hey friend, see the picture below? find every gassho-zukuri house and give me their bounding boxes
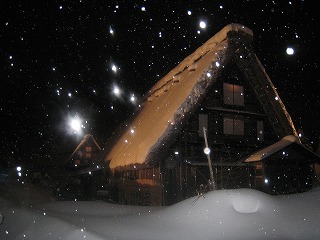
[101,23,320,206]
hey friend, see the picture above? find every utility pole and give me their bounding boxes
[203,127,216,190]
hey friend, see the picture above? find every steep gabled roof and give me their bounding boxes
[67,134,101,162]
[244,135,320,163]
[105,23,297,170]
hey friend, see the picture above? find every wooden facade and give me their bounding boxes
[67,134,102,169]
[103,24,318,205]
[65,134,105,200]
[244,135,319,195]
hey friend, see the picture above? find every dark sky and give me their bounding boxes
[1,0,319,165]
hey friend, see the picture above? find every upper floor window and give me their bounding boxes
[86,146,92,152]
[223,83,244,106]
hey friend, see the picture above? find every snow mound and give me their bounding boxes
[232,191,260,213]
[1,185,320,240]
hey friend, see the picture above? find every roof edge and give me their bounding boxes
[146,23,253,99]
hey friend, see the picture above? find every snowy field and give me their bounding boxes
[1,181,320,240]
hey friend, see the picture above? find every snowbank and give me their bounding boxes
[0,182,319,239]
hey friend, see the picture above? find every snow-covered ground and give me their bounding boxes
[1,180,320,240]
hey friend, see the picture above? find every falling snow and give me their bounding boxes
[0,0,319,186]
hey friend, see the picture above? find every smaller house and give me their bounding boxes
[65,134,104,200]
[244,135,320,194]
[67,134,102,169]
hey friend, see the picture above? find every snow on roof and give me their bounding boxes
[106,24,252,169]
[244,135,317,163]
[105,23,295,170]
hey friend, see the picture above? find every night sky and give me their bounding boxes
[1,0,319,166]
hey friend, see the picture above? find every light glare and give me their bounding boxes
[113,86,120,96]
[199,21,206,29]
[204,147,211,155]
[286,47,294,55]
[70,118,81,132]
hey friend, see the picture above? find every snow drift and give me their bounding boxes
[1,181,320,239]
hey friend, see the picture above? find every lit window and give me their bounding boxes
[86,153,91,158]
[223,117,244,135]
[223,83,244,106]
[86,146,92,152]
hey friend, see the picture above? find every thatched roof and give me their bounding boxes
[105,23,297,170]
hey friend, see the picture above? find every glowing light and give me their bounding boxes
[215,62,220,67]
[70,118,82,133]
[16,166,22,172]
[174,151,179,155]
[204,147,211,155]
[109,27,114,35]
[286,47,294,55]
[113,86,120,96]
[59,6,63,10]
[199,21,206,29]
[275,96,279,101]
[264,179,269,184]
[130,94,136,102]
[187,10,192,15]
[141,6,146,11]
[206,72,211,77]
[130,129,135,134]
[111,64,117,73]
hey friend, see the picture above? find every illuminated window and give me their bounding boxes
[223,83,244,106]
[86,146,92,152]
[86,153,91,158]
[223,117,244,135]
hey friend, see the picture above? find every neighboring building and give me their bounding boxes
[244,135,319,194]
[67,134,102,169]
[103,24,318,205]
[65,134,104,200]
